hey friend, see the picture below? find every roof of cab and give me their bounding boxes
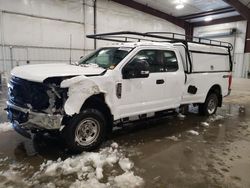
[108,41,174,48]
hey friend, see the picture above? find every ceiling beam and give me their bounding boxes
[222,0,250,20]
[178,7,235,20]
[111,0,188,29]
[193,15,245,27]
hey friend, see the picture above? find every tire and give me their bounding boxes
[199,93,219,116]
[62,108,107,153]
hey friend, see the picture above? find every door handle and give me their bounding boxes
[156,79,165,84]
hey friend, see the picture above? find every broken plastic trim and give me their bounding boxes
[7,101,62,130]
[60,75,110,116]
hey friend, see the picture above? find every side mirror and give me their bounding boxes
[122,58,150,79]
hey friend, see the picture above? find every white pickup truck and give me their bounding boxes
[6,32,233,152]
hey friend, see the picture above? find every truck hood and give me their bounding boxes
[11,63,105,82]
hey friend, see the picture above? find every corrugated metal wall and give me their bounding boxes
[0,0,184,82]
[0,0,87,80]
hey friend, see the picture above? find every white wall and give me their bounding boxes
[194,21,248,78]
[96,0,184,47]
[0,0,86,79]
[0,0,184,80]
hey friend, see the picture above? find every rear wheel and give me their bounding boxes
[199,93,219,116]
[62,109,107,153]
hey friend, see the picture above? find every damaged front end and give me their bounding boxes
[6,76,68,138]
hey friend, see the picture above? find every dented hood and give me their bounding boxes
[11,63,105,82]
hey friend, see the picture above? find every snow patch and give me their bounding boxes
[154,139,161,142]
[119,157,134,172]
[0,122,13,132]
[113,171,144,188]
[111,142,119,149]
[209,115,224,122]
[70,178,107,188]
[32,143,144,188]
[201,122,210,128]
[0,157,8,162]
[187,130,199,136]
[177,113,186,119]
[166,136,179,141]
[46,182,56,188]
[0,163,29,187]
[239,106,245,113]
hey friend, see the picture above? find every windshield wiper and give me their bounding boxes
[79,63,108,70]
[83,63,99,67]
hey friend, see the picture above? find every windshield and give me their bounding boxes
[78,47,133,69]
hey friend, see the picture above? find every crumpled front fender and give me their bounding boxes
[61,75,108,116]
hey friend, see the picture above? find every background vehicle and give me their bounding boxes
[6,31,233,152]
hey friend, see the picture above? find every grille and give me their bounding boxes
[8,77,50,110]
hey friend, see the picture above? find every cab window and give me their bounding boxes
[129,50,178,73]
[132,50,164,73]
[163,51,179,72]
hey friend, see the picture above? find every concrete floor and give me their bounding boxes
[0,78,249,188]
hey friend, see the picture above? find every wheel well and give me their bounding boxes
[81,93,113,133]
[207,85,222,107]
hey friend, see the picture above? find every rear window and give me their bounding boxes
[162,51,178,72]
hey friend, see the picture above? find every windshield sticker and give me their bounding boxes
[118,47,132,52]
[109,65,115,69]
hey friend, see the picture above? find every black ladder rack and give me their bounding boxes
[87,31,233,50]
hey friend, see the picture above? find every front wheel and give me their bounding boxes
[199,93,219,116]
[62,109,107,153]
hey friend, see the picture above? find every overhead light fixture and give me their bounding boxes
[175,0,185,9]
[176,4,184,9]
[204,17,213,22]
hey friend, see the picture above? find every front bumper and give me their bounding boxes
[6,101,62,131]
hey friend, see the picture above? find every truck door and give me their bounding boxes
[116,49,185,119]
[160,50,185,108]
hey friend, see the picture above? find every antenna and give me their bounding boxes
[69,34,72,64]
